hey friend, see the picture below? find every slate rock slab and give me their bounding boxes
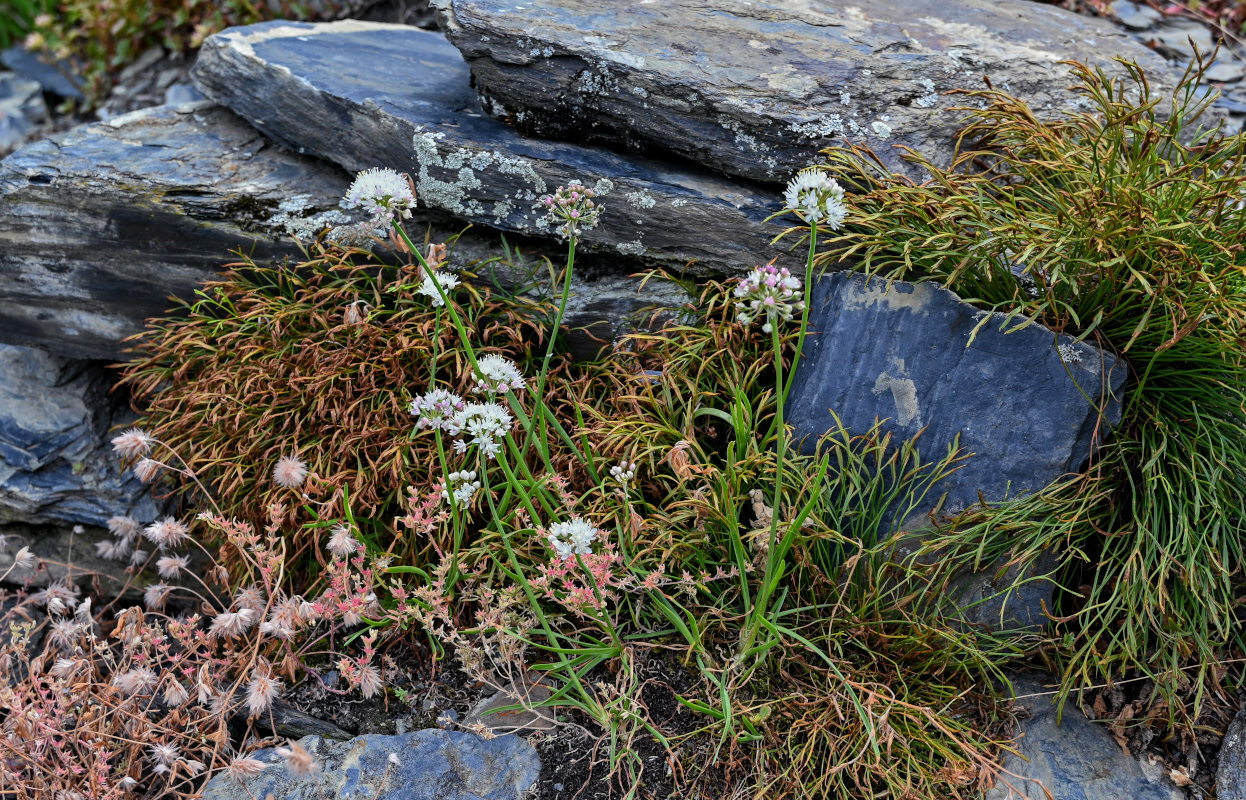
[0,343,159,527]
[1217,706,1246,800]
[788,272,1126,520]
[434,0,1174,183]
[0,102,353,361]
[785,273,1126,628]
[191,20,790,271]
[986,676,1184,799]
[1,45,83,101]
[199,729,540,800]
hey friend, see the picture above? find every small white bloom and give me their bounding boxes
[474,354,527,395]
[441,470,481,505]
[547,518,602,560]
[609,461,636,484]
[344,167,416,224]
[783,168,847,229]
[449,402,513,460]
[417,270,460,306]
[410,388,466,431]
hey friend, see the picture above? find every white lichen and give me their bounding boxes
[870,120,892,139]
[1057,343,1084,364]
[913,78,940,108]
[624,190,656,209]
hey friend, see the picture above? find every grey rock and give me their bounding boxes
[986,676,1184,799]
[1152,19,1217,60]
[1,45,83,100]
[199,729,540,800]
[434,0,1175,184]
[1206,59,1246,83]
[464,674,555,734]
[788,272,1126,520]
[163,81,204,106]
[0,343,159,527]
[1109,0,1163,30]
[0,102,354,361]
[190,20,791,272]
[0,72,47,155]
[1218,706,1246,800]
[785,273,1127,628]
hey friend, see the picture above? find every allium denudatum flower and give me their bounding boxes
[547,517,602,560]
[417,269,460,306]
[734,261,805,333]
[448,402,513,459]
[344,167,416,224]
[539,180,602,239]
[409,388,466,431]
[441,470,481,505]
[474,354,527,395]
[783,167,847,228]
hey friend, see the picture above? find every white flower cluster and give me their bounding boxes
[734,262,805,333]
[417,270,460,306]
[441,470,481,505]
[411,388,513,459]
[449,402,513,459]
[538,180,602,239]
[783,168,847,229]
[547,517,601,560]
[609,461,636,484]
[344,167,416,224]
[409,388,466,431]
[474,354,527,395]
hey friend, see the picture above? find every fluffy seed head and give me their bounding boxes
[143,583,172,611]
[111,428,154,459]
[327,524,361,559]
[156,554,189,579]
[210,608,257,639]
[272,455,308,489]
[276,742,318,778]
[226,758,268,782]
[143,517,190,551]
[246,673,283,717]
[133,458,161,483]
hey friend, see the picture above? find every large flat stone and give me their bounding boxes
[986,676,1184,800]
[0,102,353,361]
[199,729,540,800]
[786,273,1127,629]
[190,20,790,271]
[788,272,1126,520]
[434,0,1175,183]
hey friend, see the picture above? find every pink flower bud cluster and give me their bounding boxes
[733,261,805,334]
[538,180,602,239]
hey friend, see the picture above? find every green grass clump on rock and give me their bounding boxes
[824,58,1246,719]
